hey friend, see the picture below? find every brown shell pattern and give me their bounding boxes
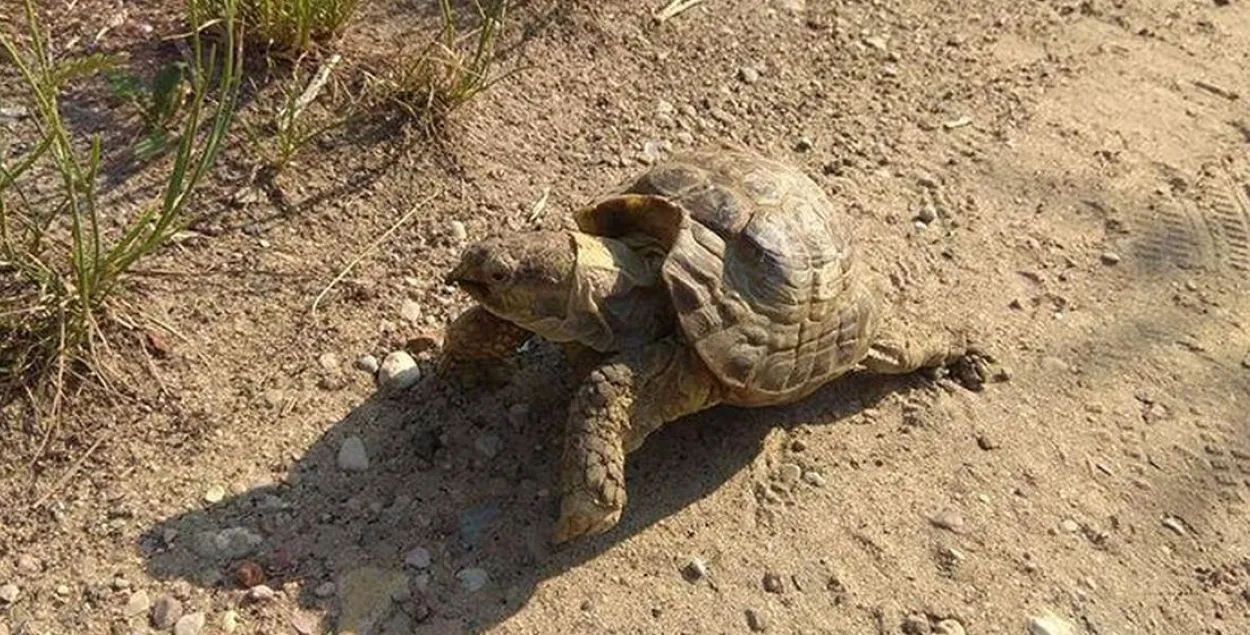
[579,146,881,406]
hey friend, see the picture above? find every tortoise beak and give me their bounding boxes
[444,262,468,286]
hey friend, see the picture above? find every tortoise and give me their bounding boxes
[437,142,990,544]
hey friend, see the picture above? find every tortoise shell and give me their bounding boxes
[574,144,881,407]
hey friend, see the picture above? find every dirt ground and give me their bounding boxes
[2,0,1250,633]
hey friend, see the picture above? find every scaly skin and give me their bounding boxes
[863,322,994,390]
[553,337,722,544]
[437,306,532,388]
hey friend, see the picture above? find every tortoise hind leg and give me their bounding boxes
[862,320,996,391]
[553,337,722,544]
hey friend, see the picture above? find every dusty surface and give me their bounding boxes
[2,0,1250,634]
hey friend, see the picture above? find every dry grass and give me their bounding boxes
[188,0,362,54]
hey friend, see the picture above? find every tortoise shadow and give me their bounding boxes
[136,343,941,632]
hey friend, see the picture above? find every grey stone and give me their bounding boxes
[338,436,369,472]
[378,351,421,392]
[173,611,206,635]
[124,590,151,617]
[151,594,183,629]
[456,568,489,592]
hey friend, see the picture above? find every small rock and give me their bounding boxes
[738,67,761,84]
[930,509,966,533]
[456,568,489,592]
[221,610,239,633]
[338,436,369,472]
[391,583,412,603]
[124,590,151,617]
[864,35,889,51]
[802,470,826,487]
[292,612,318,635]
[378,350,421,392]
[976,432,999,450]
[1099,251,1121,265]
[203,485,225,504]
[682,557,708,581]
[1059,518,1080,533]
[151,594,183,629]
[15,555,41,574]
[448,220,468,243]
[1241,356,1250,370]
[762,571,785,594]
[746,608,770,632]
[777,463,802,483]
[318,351,340,373]
[400,299,423,324]
[1162,516,1187,535]
[246,584,276,602]
[314,581,337,598]
[404,547,432,569]
[1027,613,1076,635]
[474,433,502,459]
[901,613,932,634]
[789,438,807,452]
[174,611,206,635]
[916,202,937,224]
[356,354,380,374]
[933,619,967,635]
[793,136,814,152]
[0,583,18,604]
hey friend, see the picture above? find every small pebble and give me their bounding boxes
[738,67,761,84]
[404,547,432,569]
[1162,516,1186,536]
[173,611,206,635]
[314,581,337,598]
[400,299,423,324]
[356,354,380,374]
[789,438,807,452]
[474,434,502,459]
[1059,518,1081,533]
[930,509,966,533]
[1028,614,1076,635]
[793,136,814,152]
[15,555,41,574]
[0,583,18,604]
[337,436,369,472]
[124,590,151,617]
[777,463,802,483]
[933,619,967,635]
[746,608,770,632]
[802,470,826,487]
[916,202,938,224]
[901,613,932,634]
[221,610,239,633]
[762,571,785,594]
[456,568,489,592]
[378,350,421,392]
[151,594,184,629]
[247,584,276,602]
[1099,251,1121,265]
[682,557,708,581]
[448,220,468,243]
[292,612,318,635]
[204,485,225,504]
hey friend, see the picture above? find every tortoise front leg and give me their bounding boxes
[436,305,532,388]
[553,337,722,544]
[862,323,995,391]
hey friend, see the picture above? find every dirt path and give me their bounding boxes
[3,1,1249,634]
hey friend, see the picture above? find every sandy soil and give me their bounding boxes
[2,0,1250,634]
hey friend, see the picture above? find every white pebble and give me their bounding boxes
[802,470,826,487]
[404,547,432,569]
[456,568,489,592]
[221,610,239,633]
[378,350,421,392]
[124,590,151,617]
[314,581,336,597]
[203,485,225,504]
[449,220,468,243]
[355,354,379,374]
[246,585,276,602]
[400,299,422,324]
[777,463,802,483]
[0,583,18,604]
[1027,614,1075,635]
[173,611,206,635]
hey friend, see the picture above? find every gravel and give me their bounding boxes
[456,568,490,592]
[404,547,432,569]
[124,590,151,617]
[378,350,421,392]
[173,611,206,635]
[0,583,18,604]
[1028,614,1075,635]
[151,594,183,629]
[746,608,769,632]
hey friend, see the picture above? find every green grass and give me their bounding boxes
[0,0,243,417]
[365,0,515,124]
[189,0,362,54]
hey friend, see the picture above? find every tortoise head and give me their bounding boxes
[445,230,576,327]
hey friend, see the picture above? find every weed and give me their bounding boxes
[0,0,243,420]
[104,60,194,160]
[365,0,517,125]
[243,52,349,179]
[189,0,362,54]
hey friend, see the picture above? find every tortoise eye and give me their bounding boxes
[490,270,509,283]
